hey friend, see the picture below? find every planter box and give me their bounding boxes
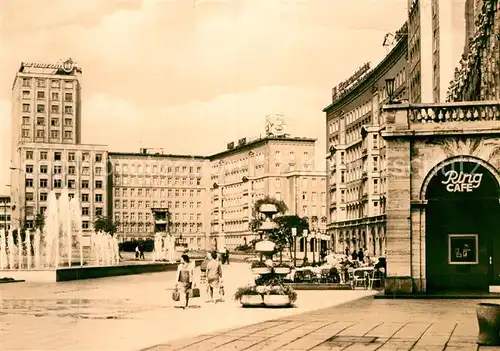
[264,294,291,307]
[477,303,500,346]
[259,204,277,213]
[252,267,272,275]
[240,294,264,307]
[255,240,275,253]
[274,267,291,275]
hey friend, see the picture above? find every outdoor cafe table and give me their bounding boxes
[288,266,325,281]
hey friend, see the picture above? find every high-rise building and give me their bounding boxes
[323,23,408,257]
[407,0,466,103]
[107,151,211,249]
[209,136,327,251]
[9,59,108,230]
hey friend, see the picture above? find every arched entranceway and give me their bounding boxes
[425,159,500,292]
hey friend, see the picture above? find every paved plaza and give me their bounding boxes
[0,263,374,351]
[145,297,500,351]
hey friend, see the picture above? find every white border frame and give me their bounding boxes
[448,234,479,265]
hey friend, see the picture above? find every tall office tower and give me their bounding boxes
[10,59,85,229]
[407,0,466,103]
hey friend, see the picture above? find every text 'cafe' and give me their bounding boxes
[380,104,500,295]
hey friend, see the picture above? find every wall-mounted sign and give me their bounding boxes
[441,170,483,193]
[332,62,371,100]
[448,234,478,265]
[265,114,286,137]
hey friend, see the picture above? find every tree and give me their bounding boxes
[94,215,118,236]
[272,215,309,262]
[34,213,45,231]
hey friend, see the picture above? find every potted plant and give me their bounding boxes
[234,286,263,307]
[476,302,500,345]
[263,285,297,307]
[251,261,272,275]
[274,263,292,275]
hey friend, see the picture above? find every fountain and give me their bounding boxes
[0,188,120,282]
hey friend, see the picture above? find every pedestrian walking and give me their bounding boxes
[200,252,211,302]
[135,245,140,259]
[224,247,230,265]
[139,244,145,259]
[206,251,222,303]
[175,254,194,309]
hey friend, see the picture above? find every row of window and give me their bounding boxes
[115,164,202,175]
[25,164,104,175]
[115,200,202,209]
[115,187,202,198]
[21,78,75,89]
[26,192,103,203]
[22,103,73,114]
[115,175,202,186]
[26,178,103,189]
[22,90,73,102]
[25,150,103,162]
[21,129,73,139]
[23,116,73,127]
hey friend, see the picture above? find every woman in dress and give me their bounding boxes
[175,254,193,309]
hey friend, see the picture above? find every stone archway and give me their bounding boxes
[423,158,500,292]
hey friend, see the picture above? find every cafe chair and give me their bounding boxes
[350,268,367,289]
[368,268,385,290]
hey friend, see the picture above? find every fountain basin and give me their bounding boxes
[0,259,202,282]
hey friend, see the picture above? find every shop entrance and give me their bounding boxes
[425,160,500,292]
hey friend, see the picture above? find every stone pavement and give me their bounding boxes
[0,263,373,351]
[144,296,500,351]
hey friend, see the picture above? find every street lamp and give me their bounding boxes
[9,167,27,229]
[303,229,308,266]
[385,78,396,104]
[311,230,316,265]
[291,227,297,267]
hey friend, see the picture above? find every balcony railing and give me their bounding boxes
[388,101,500,124]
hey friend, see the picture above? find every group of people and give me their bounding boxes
[135,245,145,259]
[174,251,225,309]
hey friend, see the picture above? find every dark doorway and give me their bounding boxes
[425,161,500,292]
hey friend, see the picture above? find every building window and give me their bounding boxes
[95,207,103,216]
[64,106,73,114]
[51,80,60,88]
[51,119,59,126]
[53,166,62,174]
[65,81,73,89]
[95,194,103,202]
[95,167,102,175]
[64,93,73,102]
[64,118,72,126]
[37,104,45,113]
[341,171,345,183]
[81,180,89,188]
[51,105,59,113]
[26,151,33,159]
[37,117,45,126]
[95,180,102,188]
[25,165,33,173]
[40,192,48,201]
[39,165,48,174]
[22,78,31,87]
[22,116,30,125]
[341,190,345,202]
[51,130,59,139]
[67,180,75,189]
[39,179,48,188]
[51,92,59,100]
[39,151,47,160]
[25,192,34,201]
[302,192,307,200]
[95,154,102,162]
[81,194,89,202]
[53,179,62,188]
[64,131,72,139]
[25,179,33,187]
[21,129,30,138]
[36,130,45,138]
[54,152,62,161]
[36,79,46,88]
[37,91,45,100]
[82,207,89,216]
[82,221,89,229]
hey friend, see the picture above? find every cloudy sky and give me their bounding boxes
[0,0,409,194]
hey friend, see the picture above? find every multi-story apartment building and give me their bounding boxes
[0,195,11,231]
[208,136,327,251]
[107,150,211,249]
[11,143,108,230]
[323,23,408,257]
[407,0,467,103]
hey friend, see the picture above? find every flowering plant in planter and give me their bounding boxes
[234,285,260,300]
[251,261,268,269]
[265,285,297,302]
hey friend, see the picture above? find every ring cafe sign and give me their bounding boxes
[441,170,483,193]
[331,62,371,100]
